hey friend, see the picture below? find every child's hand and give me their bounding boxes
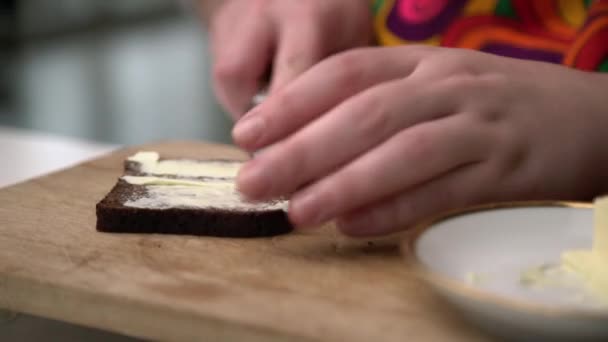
[232,46,608,236]
[210,0,373,119]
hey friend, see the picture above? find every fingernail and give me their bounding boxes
[237,160,270,198]
[291,191,329,226]
[233,114,265,146]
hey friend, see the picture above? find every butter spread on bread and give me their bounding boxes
[96,151,292,237]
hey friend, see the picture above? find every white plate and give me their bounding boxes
[404,202,608,341]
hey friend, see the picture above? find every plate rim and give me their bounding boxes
[401,200,608,320]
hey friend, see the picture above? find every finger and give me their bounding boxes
[236,72,470,201]
[211,10,275,119]
[336,161,491,237]
[269,22,325,94]
[232,46,431,149]
[287,113,491,226]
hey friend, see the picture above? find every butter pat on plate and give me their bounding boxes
[562,196,608,301]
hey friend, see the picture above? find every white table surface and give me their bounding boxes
[0,126,138,341]
[0,126,117,188]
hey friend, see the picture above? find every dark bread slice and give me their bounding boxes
[96,154,293,238]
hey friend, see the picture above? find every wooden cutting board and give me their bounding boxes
[0,141,489,341]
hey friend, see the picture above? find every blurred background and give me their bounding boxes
[0,1,230,340]
[0,0,232,145]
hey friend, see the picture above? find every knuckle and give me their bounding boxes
[334,68,365,93]
[442,50,478,72]
[401,128,436,161]
[272,91,298,117]
[278,33,325,73]
[495,132,528,176]
[464,74,510,122]
[280,139,313,189]
[419,50,478,78]
[331,49,366,78]
[352,99,393,138]
[409,48,440,71]
[212,56,255,82]
[213,60,244,84]
[438,70,480,91]
[325,49,372,92]
[282,53,313,74]
[302,30,326,57]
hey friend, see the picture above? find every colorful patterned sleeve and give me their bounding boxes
[372,0,608,72]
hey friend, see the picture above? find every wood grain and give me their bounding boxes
[0,141,489,341]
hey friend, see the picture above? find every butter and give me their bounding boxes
[127,151,241,179]
[122,175,226,187]
[121,156,287,211]
[562,251,608,300]
[128,151,159,164]
[594,196,608,261]
[123,182,286,211]
[561,196,608,301]
[520,263,564,288]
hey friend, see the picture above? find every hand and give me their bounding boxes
[232,46,608,236]
[209,0,373,119]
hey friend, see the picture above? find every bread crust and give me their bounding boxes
[96,159,293,238]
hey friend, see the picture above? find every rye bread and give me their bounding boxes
[96,153,292,237]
